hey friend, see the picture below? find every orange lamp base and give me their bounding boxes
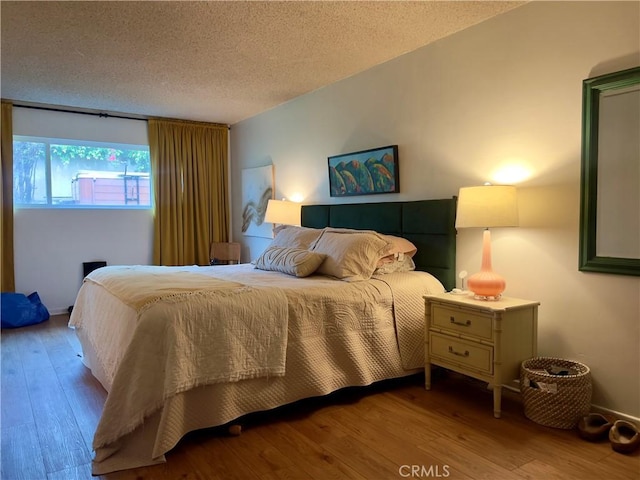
[468,228,507,301]
[467,270,506,300]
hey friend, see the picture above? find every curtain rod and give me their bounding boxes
[9,102,231,129]
[11,102,147,121]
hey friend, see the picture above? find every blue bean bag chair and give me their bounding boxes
[1,292,50,329]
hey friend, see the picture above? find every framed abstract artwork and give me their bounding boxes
[328,145,399,197]
[241,165,273,238]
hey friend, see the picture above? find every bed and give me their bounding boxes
[69,198,457,475]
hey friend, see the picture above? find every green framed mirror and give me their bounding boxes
[579,66,640,276]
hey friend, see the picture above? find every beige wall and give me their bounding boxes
[230,1,640,417]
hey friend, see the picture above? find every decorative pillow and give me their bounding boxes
[310,228,392,282]
[382,234,417,258]
[254,246,326,277]
[269,226,323,250]
[377,235,418,266]
[374,255,416,275]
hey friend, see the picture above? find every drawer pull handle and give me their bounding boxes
[450,316,471,327]
[448,346,470,357]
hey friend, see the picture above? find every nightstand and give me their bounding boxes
[424,293,539,418]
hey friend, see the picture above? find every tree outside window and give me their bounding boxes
[13,137,151,207]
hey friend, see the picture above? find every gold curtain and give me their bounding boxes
[148,118,229,266]
[1,102,15,292]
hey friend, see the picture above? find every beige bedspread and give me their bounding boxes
[76,266,289,451]
[85,265,246,310]
[69,264,445,474]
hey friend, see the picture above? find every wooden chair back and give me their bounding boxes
[209,242,241,265]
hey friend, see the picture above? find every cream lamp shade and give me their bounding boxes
[456,185,519,229]
[264,199,301,227]
[456,185,518,300]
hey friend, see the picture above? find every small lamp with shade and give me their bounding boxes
[455,185,519,300]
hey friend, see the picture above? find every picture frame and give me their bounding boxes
[328,145,399,197]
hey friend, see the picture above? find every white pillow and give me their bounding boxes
[310,228,392,282]
[254,246,326,277]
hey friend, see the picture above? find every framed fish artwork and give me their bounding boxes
[328,145,399,197]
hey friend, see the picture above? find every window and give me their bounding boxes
[13,136,151,208]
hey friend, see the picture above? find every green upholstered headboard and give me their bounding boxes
[301,198,457,291]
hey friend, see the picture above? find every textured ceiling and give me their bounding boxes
[1,1,525,125]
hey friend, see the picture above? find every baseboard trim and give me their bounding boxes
[591,404,640,425]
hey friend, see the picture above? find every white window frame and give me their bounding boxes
[13,135,152,210]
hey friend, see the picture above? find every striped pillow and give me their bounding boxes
[270,226,323,250]
[254,246,326,277]
[310,228,392,282]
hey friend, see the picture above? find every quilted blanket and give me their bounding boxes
[85,265,246,310]
[79,266,289,450]
[70,265,447,474]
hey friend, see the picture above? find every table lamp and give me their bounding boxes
[264,199,301,235]
[455,185,519,300]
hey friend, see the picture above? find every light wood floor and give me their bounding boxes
[1,314,638,480]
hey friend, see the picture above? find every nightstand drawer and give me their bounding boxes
[429,332,493,374]
[432,304,492,340]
